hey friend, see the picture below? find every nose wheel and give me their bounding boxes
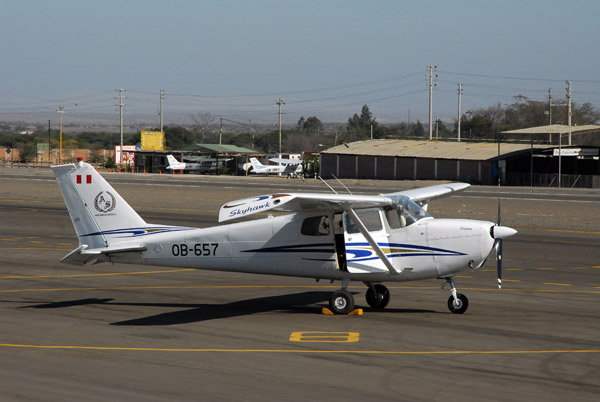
[328,279,355,314]
[329,289,355,314]
[443,277,469,314]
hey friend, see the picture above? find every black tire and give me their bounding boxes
[329,289,355,314]
[365,284,390,309]
[447,293,469,314]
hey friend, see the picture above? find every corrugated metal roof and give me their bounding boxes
[322,139,549,160]
[502,124,600,135]
[179,143,257,154]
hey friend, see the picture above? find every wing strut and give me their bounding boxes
[345,208,400,275]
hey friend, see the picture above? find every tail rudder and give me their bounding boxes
[250,158,263,168]
[166,154,184,170]
[52,160,147,249]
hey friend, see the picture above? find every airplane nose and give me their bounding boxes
[490,225,517,240]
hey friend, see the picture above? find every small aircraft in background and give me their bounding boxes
[166,154,231,173]
[52,159,516,315]
[248,157,302,176]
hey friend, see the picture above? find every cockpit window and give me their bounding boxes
[384,196,431,228]
[301,215,330,236]
[344,208,383,234]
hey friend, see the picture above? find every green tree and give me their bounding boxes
[413,120,425,137]
[302,116,324,136]
[163,126,196,149]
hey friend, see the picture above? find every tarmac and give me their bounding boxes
[1,167,599,401]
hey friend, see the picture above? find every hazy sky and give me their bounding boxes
[2,0,599,125]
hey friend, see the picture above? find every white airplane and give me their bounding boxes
[52,158,516,314]
[166,154,231,172]
[248,157,302,176]
[166,154,201,171]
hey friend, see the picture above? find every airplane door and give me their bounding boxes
[342,208,391,274]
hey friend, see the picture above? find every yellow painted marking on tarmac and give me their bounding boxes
[593,266,600,269]
[0,268,195,280]
[544,283,572,287]
[572,267,589,270]
[27,236,41,239]
[57,243,73,246]
[0,343,599,355]
[29,241,45,244]
[2,285,600,295]
[540,239,600,247]
[1,238,21,241]
[289,332,360,343]
[516,227,600,235]
[481,268,522,272]
[0,198,64,205]
[455,275,472,278]
[0,247,71,251]
[502,279,521,283]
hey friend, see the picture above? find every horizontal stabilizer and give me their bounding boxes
[60,244,147,266]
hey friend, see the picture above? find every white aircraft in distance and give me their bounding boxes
[52,159,516,314]
[166,154,200,171]
[248,157,302,176]
[166,154,231,172]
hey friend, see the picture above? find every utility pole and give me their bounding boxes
[548,88,552,125]
[116,89,126,167]
[428,64,437,140]
[47,120,51,164]
[457,83,462,142]
[435,115,439,140]
[566,81,572,145]
[276,98,285,157]
[57,106,65,163]
[159,89,164,132]
[219,117,223,145]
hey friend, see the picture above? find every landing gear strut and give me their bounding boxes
[365,283,390,309]
[329,279,355,314]
[443,276,469,314]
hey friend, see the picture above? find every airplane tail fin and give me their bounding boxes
[166,154,184,170]
[52,160,148,252]
[249,157,264,168]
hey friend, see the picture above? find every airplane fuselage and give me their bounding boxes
[108,213,495,283]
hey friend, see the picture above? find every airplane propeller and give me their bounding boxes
[495,201,503,289]
[491,140,517,289]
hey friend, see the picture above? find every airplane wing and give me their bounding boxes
[389,182,470,210]
[219,182,470,222]
[219,193,391,222]
[269,158,301,165]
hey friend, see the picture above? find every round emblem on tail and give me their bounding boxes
[94,191,116,213]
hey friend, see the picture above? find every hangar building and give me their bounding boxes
[320,139,600,187]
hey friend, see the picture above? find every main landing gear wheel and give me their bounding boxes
[365,284,390,309]
[329,289,355,314]
[447,293,469,314]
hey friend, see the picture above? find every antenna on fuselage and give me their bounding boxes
[331,174,353,195]
[317,176,338,194]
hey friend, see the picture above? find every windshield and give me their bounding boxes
[384,195,431,228]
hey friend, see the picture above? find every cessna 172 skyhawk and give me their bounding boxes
[52,159,516,314]
[166,154,231,173]
[249,157,302,176]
